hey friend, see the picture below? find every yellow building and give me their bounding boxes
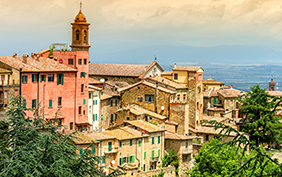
[203,78,224,91]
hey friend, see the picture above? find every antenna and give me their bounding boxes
[154,55,157,61]
[80,2,82,10]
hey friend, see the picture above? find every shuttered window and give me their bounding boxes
[158,136,160,144]
[152,137,154,144]
[32,99,37,109]
[57,73,64,85]
[49,99,52,108]
[144,152,146,159]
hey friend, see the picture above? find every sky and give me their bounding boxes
[2,0,282,66]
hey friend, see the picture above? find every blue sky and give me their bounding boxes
[1,0,282,66]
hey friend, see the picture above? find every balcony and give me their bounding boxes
[150,156,159,162]
[104,147,118,154]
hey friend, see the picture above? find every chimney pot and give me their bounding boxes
[174,63,176,68]
[13,53,17,58]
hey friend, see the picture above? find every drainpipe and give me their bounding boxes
[74,55,77,130]
[37,72,40,117]
[155,83,158,113]
[19,68,22,99]
[136,139,140,170]
[43,84,46,119]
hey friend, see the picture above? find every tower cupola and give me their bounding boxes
[70,3,91,51]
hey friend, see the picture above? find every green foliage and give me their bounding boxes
[238,84,282,147]
[157,169,165,177]
[48,44,55,57]
[162,149,179,175]
[0,96,123,177]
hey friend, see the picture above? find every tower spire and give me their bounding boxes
[80,2,82,10]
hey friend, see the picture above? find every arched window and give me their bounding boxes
[84,30,87,41]
[76,30,79,40]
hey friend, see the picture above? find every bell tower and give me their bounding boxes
[269,78,275,91]
[70,3,91,51]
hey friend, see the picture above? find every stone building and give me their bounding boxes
[203,78,224,91]
[161,64,204,128]
[88,85,102,131]
[89,61,164,84]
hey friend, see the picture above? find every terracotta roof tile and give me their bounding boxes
[217,89,243,98]
[203,78,224,85]
[165,131,195,140]
[73,132,99,144]
[267,91,282,97]
[148,76,187,89]
[0,56,76,72]
[116,104,167,120]
[89,63,149,77]
[161,71,172,75]
[88,77,102,84]
[173,66,203,72]
[204,90,218,97]
[125,120,165,133]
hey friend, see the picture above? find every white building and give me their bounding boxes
[88,85,102,131]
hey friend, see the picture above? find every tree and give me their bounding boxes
[238,84,282,147]
[162,149,179,175]
[188,139,279,177]
[0,96,123,177]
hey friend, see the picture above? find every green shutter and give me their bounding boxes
[23,99,26,108]
[158,149,160,157]
[57,74,60,85]
[22,76,25,83]
[32,99,37,109]
[152,150,154,158]
[44,75,46,82]
[126,156,129,163]
[158,136,160,144]
[49,99,52,108]
[92,147,96,154]
[93,114,95,121]
[132,155,135,163]
[130,140,132,146]
[80,72,82,78]
[144,151,146,159]
[214,98,217,105]
[83,99,86,105]
[79,148,83,155]
[119,158,122,165]
[122,157,124,164]
[102,156,105,164]
[152,137,154,144]
[61,73,64,85]
[93,100,95,105]
[138,140,141,146]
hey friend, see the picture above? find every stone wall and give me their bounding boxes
[137,166,176,177]
[169,103,188,135]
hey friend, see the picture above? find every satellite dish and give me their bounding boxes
[100,78,105,83]
[161,106,164,110]
[111,160,115,165]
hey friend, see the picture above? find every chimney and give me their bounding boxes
[23,54,29,63]
[13,53,17,58]
[31,53,35,59]
[174,63,176,68]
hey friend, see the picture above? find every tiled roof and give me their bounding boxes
[194,126,237,136]
[86,132,116,140]
[161,71,172,75]
[88,77,102,84]
[105,81,130,88]
[102,127,143,140]
[172,66,203,72]
[100,93,112,100]
[88,85,102,91]
[89,63,149,77]
[116,104,167,120]
[217,89,242,98]
[73,132,99,144]
[0,56,76,72]
[118,80,176,94]
[267,91,282,97]
[148,76,187,89]
[139,61,164,79]
[0,68,12,73]
[125,120,165,133]
[203,78,224,85]
[165,131,195,140]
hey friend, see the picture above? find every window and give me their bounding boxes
[138,140,141,146]
[84,30,87,41]
[76,30,79,40]
[198,86,201,93]
[78,59,82,65]
[119,141,122,148]
[110,100,113,107]
[130,155,135,163]
[23,99,27,109]
[89,93,91,99]
[57,73,64,85]
[213,98,217,105]
[183,94,186,101]
[145,95,154,102]
[174,73,178,80]
[152,150,155,158]
[108,142,112,152]
[130,140,132,146]
[22,75,28,83]
[68,59,73,65]
[81,84,84,93]
[14,89,18,96]
[115,99,118,106]
[79,106,82,115]
[83,99,86,105]
[137,97,143,102]
[144,152,146,159]
[158,136,160,144]
[93,114,97,121]
[110,114,113,123]
[40,75,46,82]
[177,94,180,101]
[80,72,86,78]
[79,148,83,155]
[158,149,160,157]
[48,75,54,82]
[49,99,52,108]
[70,122,73,130]
[152,137,154,144]
[32,74,38,82]
[32,99,37,109]
[58,97,62,107]
[198,74,202,81]
[83,58,87,65]
[1,75,4,80]
[205,134,209,141]
[93,100,97,105]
